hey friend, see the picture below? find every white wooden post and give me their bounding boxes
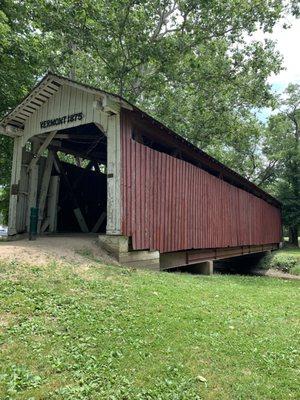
[26,139,39,231]
[37,151,54,233]
[8,136,23,235]
[26,164,39,231]
[16,150,30,232]
[48,176,60,233]
[40,174,60,234]
[106,112,121,235]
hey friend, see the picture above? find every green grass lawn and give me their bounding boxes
[277,246,300,259]
[0,260,299,399]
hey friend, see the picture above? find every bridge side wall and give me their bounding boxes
[121,110,282,253]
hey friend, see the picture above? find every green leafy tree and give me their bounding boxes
[27,0,296,138]
[0,0,49,221]
[263,84,300,246]
[0,0,299,225]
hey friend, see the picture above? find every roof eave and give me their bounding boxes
[0,72,281,208]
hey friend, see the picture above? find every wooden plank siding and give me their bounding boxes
[121,110,282,253]
[6,79,124,236]
[22,84,109,145]
[4,73,281,246]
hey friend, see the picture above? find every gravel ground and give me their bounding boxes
[0,234,118,267]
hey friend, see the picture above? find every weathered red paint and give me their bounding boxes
[121,111,282,253]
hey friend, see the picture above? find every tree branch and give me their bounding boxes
[255,159,278,186]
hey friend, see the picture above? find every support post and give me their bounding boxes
[48,176,60,233]
[106,111,121,235]
[15,148,30,233]
[8,136,23,235]
[191,260,214,275]
[27,164,39,231]
[41,175,60,233]
[26,139,40,231]
[37,151,54,233]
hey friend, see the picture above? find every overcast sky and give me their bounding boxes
[258,16,300,90]
[253,16,299,121]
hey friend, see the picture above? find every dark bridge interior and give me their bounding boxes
[37,123,108,233]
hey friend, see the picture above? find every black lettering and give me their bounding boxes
[40,112,84,129]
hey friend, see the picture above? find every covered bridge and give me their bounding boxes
[0,73,282,272]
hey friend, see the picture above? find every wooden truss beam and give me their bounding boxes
[48,143,106,164]
[39,133,102,140]
[37,151,55,233]
[27,131,57,171]
[91,211,106,233]
[53,152,89,233]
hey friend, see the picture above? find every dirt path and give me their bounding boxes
[0,235,118,267]
[1,237,299,281]
[251,268,300,280]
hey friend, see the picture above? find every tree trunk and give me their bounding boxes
[289,226,299,247]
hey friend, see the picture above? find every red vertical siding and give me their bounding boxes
[121,111,282,253]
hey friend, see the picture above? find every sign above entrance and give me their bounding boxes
[40,112,84,129]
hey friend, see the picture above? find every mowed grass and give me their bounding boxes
[277,246,300,259]
[0,260,299,399]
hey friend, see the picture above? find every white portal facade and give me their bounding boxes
[0,73,127,236]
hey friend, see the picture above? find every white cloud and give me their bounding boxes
[253,16,300,87]
[245,16,299,122]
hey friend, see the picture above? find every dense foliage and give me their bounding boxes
[262,84,300,245]
[260,250,300,274]
[0,0,299,241]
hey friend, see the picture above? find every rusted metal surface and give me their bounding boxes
[121,111,282,253]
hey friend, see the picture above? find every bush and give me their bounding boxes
[270,254,297,272]
[259,252,298,273]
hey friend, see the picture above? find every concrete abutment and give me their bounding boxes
[98,235,160,270]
